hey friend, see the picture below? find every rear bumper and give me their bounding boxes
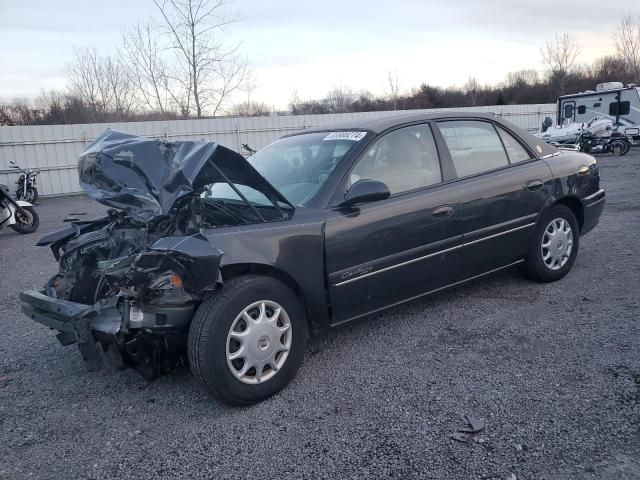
[582,189,605,235]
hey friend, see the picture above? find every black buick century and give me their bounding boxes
[20,112,605,404]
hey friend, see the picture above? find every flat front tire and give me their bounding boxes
[188,275,308,405]
[523,205,579,282]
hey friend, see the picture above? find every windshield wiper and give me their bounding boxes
[202,198,252,225]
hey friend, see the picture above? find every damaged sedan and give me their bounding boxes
[20,113,605,405]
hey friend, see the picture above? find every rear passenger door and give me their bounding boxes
[434,119,553,279]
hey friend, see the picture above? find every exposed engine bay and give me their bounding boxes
[20,129,294,379]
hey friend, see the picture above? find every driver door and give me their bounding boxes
[324,123,462,324]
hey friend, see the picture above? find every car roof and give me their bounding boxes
[296,111,500,135]
[284,110,559,158]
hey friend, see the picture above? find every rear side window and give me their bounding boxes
[437,121,509,177]
[610,101,631,116]
[496,126,532,163]
[577,105,586,114]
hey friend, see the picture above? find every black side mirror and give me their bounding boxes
[339,179,390,208]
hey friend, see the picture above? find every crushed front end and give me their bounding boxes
[20,129,293,379]
[20,209,223,379]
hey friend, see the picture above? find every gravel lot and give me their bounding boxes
[1,151,639,480]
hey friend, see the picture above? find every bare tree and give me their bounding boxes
[387,70,400,110]
[121,22,175,114]
[464,76,480,106]
[65,47,109,118]
[103,56,137,116]
[325,86,356,113]
[613,13,640,84]
[153,0,247,117]
[541,33,581,95]
[506,69,539,88]
[66,47,136,119]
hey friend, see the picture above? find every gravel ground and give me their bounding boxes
[1,151,639,480]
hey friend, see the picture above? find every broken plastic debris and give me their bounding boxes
[450,415,485,442]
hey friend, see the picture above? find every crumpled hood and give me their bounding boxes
[78,129,292,221]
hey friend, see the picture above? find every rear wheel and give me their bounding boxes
[188,275,308,405]
[523,205,579,282]
[9,206,39,234]
[611,139,631,156]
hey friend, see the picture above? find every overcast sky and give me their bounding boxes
[0,0,634,109]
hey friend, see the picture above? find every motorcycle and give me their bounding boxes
[9,161,40,203]
[575,131,632,156]
[0,183,39,234]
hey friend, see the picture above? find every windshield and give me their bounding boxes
[205,131,367,206]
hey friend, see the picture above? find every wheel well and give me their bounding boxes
[555,196,584,232]
[219,263,314,333]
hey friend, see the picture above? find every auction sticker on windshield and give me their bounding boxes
[323,131,367,142]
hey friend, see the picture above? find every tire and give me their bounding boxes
[9,206,39,234]
[523,205,579,282]
[188,275,308,405]
[25,187,38,204]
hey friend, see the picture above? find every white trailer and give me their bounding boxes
[555,82,640,142]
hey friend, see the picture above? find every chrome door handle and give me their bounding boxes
[432,205,455,218]
[525,179,543,191]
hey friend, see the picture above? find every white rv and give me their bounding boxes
[556,82,640,141]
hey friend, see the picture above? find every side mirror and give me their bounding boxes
[339,179,390,208]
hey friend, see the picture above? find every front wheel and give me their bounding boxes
[188,275,308,405]
[23,187,38,204]
[9,206,39,234]
[523,205,579,282]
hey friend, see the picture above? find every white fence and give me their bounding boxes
[0,103,555,196]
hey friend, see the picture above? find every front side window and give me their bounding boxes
[348,124,442,195]
[496,126,532,163]
[577,105,587,114]
[437,120,509,177]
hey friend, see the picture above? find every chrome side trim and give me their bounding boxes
[332,222,536,287]
[331,259,525,326]
[463,222,536,247]
[333,243,464,287]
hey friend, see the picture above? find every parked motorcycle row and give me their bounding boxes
[0,161,40,235]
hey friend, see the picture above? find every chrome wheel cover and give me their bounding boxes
[541,218,573,271]
[226,300,292,385]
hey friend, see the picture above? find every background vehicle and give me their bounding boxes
[9,161,40,203]
[0,184,39,234]
[20,116,604,405]
[553,82,640,144]
[575,130,631,155]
